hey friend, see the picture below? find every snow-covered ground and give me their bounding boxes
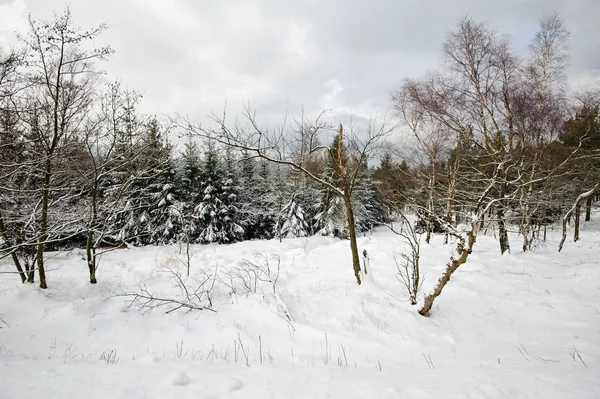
[1,220,599,398]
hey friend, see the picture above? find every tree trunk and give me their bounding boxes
[276,195,283,243]
[0,211,26,283]
[585,195,592,222]
[86,187,98,284]
[425,160,436,244]
[86,231,97,284]
[521,222,531,253]
[343,189,362,285]
[497,210,509,254]
[444,151,459,245]
[497,184,510,254]
[419,221,478,316]
[26,249,35,283]
[425,222,432,244]
[574,201,581,242]
[36,158,51,289]
[543,225,547,241]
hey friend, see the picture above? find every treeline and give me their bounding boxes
[1,8,599,293]
[0,97,389,249]
[0,74,390,288]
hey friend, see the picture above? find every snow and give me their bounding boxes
[1,220,600,398]
[456,223,472,232]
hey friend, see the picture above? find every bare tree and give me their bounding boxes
[16,8,112,288]
[558,180,600,251]
[393,14,584,315]
[0,48,28,282]
[184,106,391,285]
[77,82,144,283]
[389,212,422,305]
[513,13,570,252]
[393,83,456,243]
[419,221,478,316]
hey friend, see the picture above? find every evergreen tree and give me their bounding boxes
[114,117,182,245]
[238,151,275,239]
[560,106,600,149]
[313,135,355,238]
[180,138,203,198]
[314,137,388,238]
[295,179,319,236]
[221,148,245,242]
[271,166,313,240]
[148,138,183,245]
[272,163,289,240]
[253,160,276,239]
[195,143,244,244]
[372,151,412,207]
[314,160,347,238]
[102,89,144,245]
[279,194,310,238]
[179,137,203,241]
[352,161,387,233]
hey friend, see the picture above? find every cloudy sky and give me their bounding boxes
[0,0,599,127]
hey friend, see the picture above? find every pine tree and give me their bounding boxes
[221,148,245,242]
[179,137,203,241]
[196,143,244,244]
[313,135,352,238]
[272,163,289,240]
[237,151,268,239]
[253,160,276,239]
[270,165,313,240]
[314,137,387,238]
[114,118,182,245]
[352,161,387,233]
[180,138,203,198]
[314,160,347,238]
[148,141,183,245]
[279,195,310,238]
[372,152,412,207]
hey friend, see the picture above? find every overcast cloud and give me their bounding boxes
[0,0,599,127]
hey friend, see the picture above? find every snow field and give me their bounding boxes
[1,222,599,398]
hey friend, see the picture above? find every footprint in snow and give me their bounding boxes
[227,377,243,392]
[137,354,160,364]
[206,378,243,397]
[167,371,191,386]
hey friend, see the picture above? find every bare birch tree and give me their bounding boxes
[16,8,112,288]
[393,14,584,315]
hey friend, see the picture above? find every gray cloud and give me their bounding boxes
[0,0,598,129]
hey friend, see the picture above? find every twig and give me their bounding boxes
[571,345,588,368]
[110,284,216,314]
[238,334,249,367]
[340,344,348,368]
[422,352,435,369]
[259,335,263,365]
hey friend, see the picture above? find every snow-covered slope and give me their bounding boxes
[1,221,599,398]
